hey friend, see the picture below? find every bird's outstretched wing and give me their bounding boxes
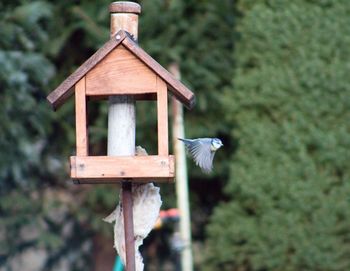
[179,138,215,173]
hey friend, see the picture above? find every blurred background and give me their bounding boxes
[1,0,350,270]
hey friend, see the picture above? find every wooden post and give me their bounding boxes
[75,76,88,156]
[170,63,194,271]
[108,2,141,271]
[157,76,169,156]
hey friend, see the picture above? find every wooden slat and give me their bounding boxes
[87,93,157,101]
[122,36,196,109]
[70,155,175,181]
[73,177,173,184]
[86,45,157,96]
[47,31,127,110]
[75,77,88,156]
[157,77,169,156]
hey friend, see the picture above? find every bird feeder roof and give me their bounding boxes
[47,30,195,110]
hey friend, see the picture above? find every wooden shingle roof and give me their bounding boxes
[47,30,195,109]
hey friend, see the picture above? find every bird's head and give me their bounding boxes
[211,138,223,151]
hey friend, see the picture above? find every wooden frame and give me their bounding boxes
[71,75,173,183]
[47,30,196,183]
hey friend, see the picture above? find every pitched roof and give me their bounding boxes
[47,30,195,109]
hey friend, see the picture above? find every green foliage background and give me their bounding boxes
[0,0,349,270]
[205,0,350,270]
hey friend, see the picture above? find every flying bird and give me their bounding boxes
[178,138,223,173]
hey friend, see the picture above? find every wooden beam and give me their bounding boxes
[157,77,169,156]
[70,155,175,181]
[75,77,88,156]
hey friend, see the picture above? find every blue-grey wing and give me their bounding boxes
[181,138,215,173]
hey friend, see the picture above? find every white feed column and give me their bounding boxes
[108,2,139,157]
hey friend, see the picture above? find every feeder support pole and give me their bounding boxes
[108,2,141,271]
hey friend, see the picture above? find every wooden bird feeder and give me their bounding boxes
[46,4,195,184]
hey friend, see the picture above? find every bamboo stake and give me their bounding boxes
[170,63,194,271]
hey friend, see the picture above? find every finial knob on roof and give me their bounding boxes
[109,1,141,14]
